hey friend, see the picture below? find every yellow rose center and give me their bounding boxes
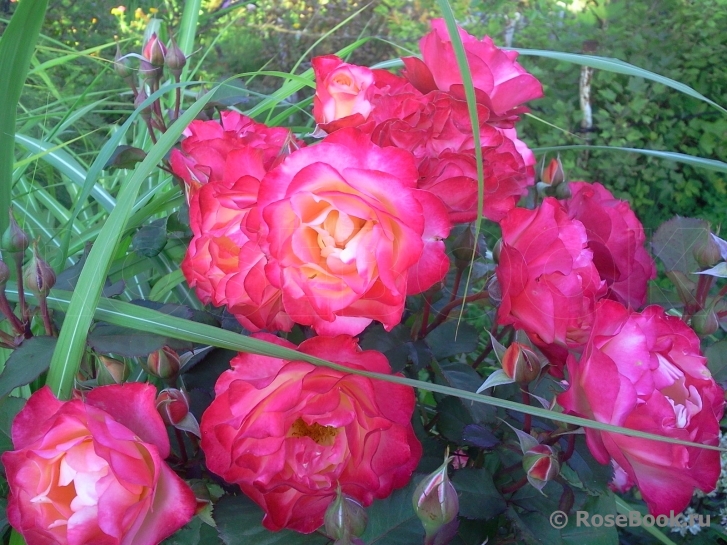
[289,418,339,446]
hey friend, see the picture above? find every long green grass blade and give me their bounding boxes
[5,283,723,453]
[46,90,216,400]
[533,145,727,173]
[512,48,727,116]
[0,0,50,233]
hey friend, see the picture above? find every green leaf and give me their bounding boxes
[0,497,8,536]
[561,493,618,545]
[651,216,711,273]
[214,495,328,545]
[133,218,169,258]
[360,478,424,543]
[87,324,167,358]
[566,436,613,494]
[161,517,203,545]
[0,337,57,399]
[104,145,147,171]
[452,468,507,520]
[0,395,25,458]
[426,321,479,360]
[705,341,727,382]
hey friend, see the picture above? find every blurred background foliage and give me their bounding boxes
[4,0,726,230]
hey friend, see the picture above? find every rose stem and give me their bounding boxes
[174,428,189,464]
[449,268,463,304]
[39,297,54,336]
[561,433,576,463]
[0,292,25,335]
[418,295,432,339]
[521,385,531,434]
[12,255,27,322]
[501,475,528,495]
[425,290,489,333]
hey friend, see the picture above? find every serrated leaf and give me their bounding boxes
[214,495,327,545]
[87,324,166,358]
[651,216,710,273]
[133,218,169,258]
[426,321,479,360]
[360,478,424,543]
[561,493,618,545]
[0,337,57,398]
[694,262,727,277]
[359,324,412,373]
[104,145,147,171]
[161,517,202,545]
[452,468,506,520]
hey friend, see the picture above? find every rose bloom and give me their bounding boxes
[200,334,422,533]
[563,182,656,308]
[558,300,724,515]
[402,18,543,120]
[171,112,301,331]
[257,128,450,335]
[496,197,606,350]
[2,384,196,545]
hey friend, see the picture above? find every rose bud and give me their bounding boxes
[113,42,133,81]
[692,308,719,336]
[95,355,130,386]
[165,37,186,79]
[452,225,478,270]
[486,275,502,306]
[412,456,459,542]
[146,345,181,380]
[523,444,560,492]
[324,489,368,540]
[554,181,572,200]
[541,156,565,187]
[491,237,503,264]
[501,342,541,384]
[135,88,152,121]
[156,388,201,437]
[142,32,167,67]
[1,209,29,255]
[693,236,722,269]
[23,242,56,297]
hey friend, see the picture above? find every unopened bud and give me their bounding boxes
[142,33,167,66]
[165,37,186,79]
[523,444,560,492]
[486,275,501,306]
[554,181,572,200]
[96,355,130,386]
[23,242,56,297]
[452,226,477,269]
[113,43,133,80]
[146,346,181,380]
[541,157,565,187]
[156,388,201,437]
[324,489,368,540]
[693,236,722,269]
[491,238,503,264]
[413,456,459,539]
[501,342,541,384]
[692,308,719,336]
[2,209,30,255]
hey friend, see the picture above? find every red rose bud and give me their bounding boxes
[23,243,56,297]
[542,157,565,187]
[1,209,30,255]
[156,388,201,437]
[134,89,152,121]
[165,37,186,79]
[501,342,541,384]
[146,346,181,380]
[96,356,130,386]
[523,444,560,492]
[412,456,459,540]
[142,32,167,66]
[452,225,477,270]
[692,308,719,336]
[324,489,368,540]
[693,236,722,269]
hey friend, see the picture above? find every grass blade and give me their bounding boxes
[0,0,50,233]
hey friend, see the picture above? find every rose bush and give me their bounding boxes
[200,334,422,533]
[558,299,724,515]
[2,384,196,545]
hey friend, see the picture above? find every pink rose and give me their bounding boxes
[496,197,606,349]
[200,334,422,533]
[312,55,376,132]
[558,300,724,515]
[171,112,301,331]
[563,182,656,308]
[402,19,543,120]
[2,384,196,545]
[257,128,450,335]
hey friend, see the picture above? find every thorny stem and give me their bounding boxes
[449,268,463,304]
[501,475,528,495]
[12,255,27,323]
[695,274,714,310]
[418,295,432,339]
[425,290,489,334]
[174,428,189,465]
[561,433,576,463]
